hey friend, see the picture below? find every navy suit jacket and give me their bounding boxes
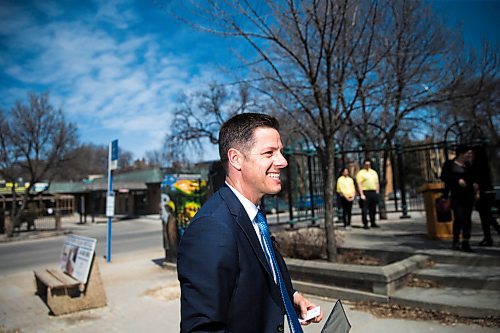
[177,186,294,333]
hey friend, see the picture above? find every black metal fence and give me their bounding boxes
[268,140,499,226]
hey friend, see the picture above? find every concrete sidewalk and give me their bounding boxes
[1,212,499,332]
[319,211,500,320]
[1,250,498,333]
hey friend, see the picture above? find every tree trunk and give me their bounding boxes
[378,186,388,220]
[7,189,17,237]
[55,197,61,230]
[324,149,337,262]
[378,149,390,220]
[4,215,13,237]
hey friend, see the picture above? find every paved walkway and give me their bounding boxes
[0,212,499,332]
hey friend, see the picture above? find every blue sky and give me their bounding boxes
[0,0,498,161]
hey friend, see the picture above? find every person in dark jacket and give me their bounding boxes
[440,144,476,252]
[177,113,323,333]
[472,146,500,246]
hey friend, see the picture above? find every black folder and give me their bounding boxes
[320,300,351,333]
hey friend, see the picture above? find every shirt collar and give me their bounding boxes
[225,181,259,222]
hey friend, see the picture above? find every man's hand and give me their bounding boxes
[293,292,324,325]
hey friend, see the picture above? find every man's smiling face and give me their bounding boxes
[239,127,288,204]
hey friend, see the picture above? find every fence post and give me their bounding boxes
[307,153,316,224]
[334,143,343,223]
[396,141,411,219]
[284,147,293,227]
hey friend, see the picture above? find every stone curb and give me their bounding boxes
[414,264,500,291]
[293,280,389,303]
[286,255,432,296]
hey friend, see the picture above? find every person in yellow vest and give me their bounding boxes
[356,159,380,229]
[336,168,356,229]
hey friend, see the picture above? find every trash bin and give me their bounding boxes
[418,182,453,240]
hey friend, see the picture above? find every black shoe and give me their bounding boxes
[371,223,380,228]
[363,225,369,229]
[461,241,474,253]
[478,239,493,247]
[452,242,460,251]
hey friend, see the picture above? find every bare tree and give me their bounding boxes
[51,142,139,180]
[116,150,136,172]
[145,149,170,167]
[53,143,108,181]
[166,0,392,261]
[437,42,499,145]
[347,0,463,217]
[163,0,477,260]
[0,92,78,236]
[162,81,258,166]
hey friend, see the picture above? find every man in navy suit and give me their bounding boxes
[178,113,323,332]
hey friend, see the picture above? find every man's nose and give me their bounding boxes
[275,152,288,168]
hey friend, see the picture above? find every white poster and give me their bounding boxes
[106,192,115,217]
[59,235,97,284]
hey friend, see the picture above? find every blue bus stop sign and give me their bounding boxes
[111,139,118,161]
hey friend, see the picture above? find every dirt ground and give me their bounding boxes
[0,327,20,333]
[349,300,500,328]
[337,249,384,266]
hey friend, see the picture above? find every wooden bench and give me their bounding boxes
[34,236,107,315]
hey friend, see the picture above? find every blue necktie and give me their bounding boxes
[256,210,303,333]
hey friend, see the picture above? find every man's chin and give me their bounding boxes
[267,186,282,195]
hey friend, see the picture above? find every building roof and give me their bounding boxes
[48,181,87,193]
[47,168,163,194]
[112,168,164,183]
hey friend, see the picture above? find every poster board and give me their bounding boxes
[160,174,207,238]
[59,235,97,284]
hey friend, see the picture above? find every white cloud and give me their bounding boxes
[0,0,225,159]
[94,0,139,30]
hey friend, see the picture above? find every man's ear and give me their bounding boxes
[227,148,242,171]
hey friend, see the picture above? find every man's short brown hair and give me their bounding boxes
[219,113,280,171]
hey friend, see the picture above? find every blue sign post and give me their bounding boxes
[106,139,118,262]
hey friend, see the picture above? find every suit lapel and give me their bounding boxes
[219,187,276,282]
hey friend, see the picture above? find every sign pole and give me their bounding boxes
[106,166,112,263]
[106,140,118,263]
